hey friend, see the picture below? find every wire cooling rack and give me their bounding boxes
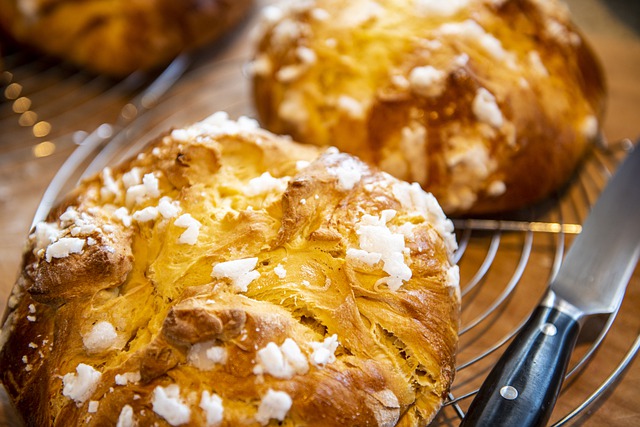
[2,14,639,427]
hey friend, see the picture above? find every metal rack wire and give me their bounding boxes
[1,31,638,427]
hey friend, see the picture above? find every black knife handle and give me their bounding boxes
[460,305,581,427]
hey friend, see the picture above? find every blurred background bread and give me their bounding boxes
[0,0,254,76]
[0,113,460,426]
[250,0,606,216]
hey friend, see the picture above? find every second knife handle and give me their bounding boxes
[460,305,581,427]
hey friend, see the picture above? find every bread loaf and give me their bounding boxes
[0,113,460,426]
[250,0,606,215]
[0,0,254,76]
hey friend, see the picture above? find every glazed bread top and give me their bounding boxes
[0,113,460,426]
[251,0,606,215]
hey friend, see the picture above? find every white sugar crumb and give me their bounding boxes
[45,237,85,262]
[152,385,191,426]
[158,197,181,218]
[114,207,132,227]
[487,180,507,197]
[254,339,309,379]
[100,167,120,200]
[311,7,330,21]
[27,315,36,322]
[62,363,102,404]
[28,304,36,313]
[188,341,228,371]
[439,20,509,62]
[472,88,504,128]
[400,122,428,183]
[337,95,365,119]
[309,334,339,366]
[409,66,447,98]
[245,172,290,196]
[88,400,99,413]
[528,50,548,76]
[415,0,470,16]
[122,167,141,189]
[249,54,273,76]
[126,172,161,207]
[276,64,307,82]
[174,213,202,245]
[346,248,382,266]
[327,156,364,190]
[115,371,141,386]
[116,404,135,427]
[256,389,293,426]
[580,115,598,139]
[296,46,317,64]
[83,321,118,354]
[446,265,460,289]
[391,182,457,260]
[32,221,60,254]
[200,391,224,426]
[171,112,260,142]
[212,257,261,292]
[143,173,161,198]
[348,210,412,291]
[132,206,159,223]
[274,264,287,279]
[295,160,310,171]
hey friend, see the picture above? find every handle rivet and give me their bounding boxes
[500,385,519,400]
[540,323,558,336]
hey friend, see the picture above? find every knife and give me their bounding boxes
[460,145,640,427]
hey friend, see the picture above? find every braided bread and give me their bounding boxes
[250,0,606,215]
[0,113,460,426]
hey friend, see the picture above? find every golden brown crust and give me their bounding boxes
[250,0,606,216]
[0,0,254,76]
[0,113,459,426]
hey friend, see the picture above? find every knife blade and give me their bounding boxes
[460,145,640,427]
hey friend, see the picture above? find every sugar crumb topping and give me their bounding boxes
[83,321,118,354]
[309,334,339,366]
[62,363,102,404]
[174,213,202,245]
[255,389,293,426]
[211,257,261,293]
[348,210,412,291]
[472,87,504,128]
[200,391,224,426]
[45,237,85,263]
[326,155,364,191]
[115,371,141,386]
[152,385,191,426]
[188,341,227,371]
[409,66,447,98]
[245,172,290,197]
[415,0,470,16]
[116,404,135,427]
[391,182,457,259]
[254,339,309,379]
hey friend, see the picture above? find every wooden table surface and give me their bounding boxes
[1,1,639,425]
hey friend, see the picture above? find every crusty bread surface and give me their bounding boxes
[0,113,460,426]
[251,0,606,215]
[0,0,254,76]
